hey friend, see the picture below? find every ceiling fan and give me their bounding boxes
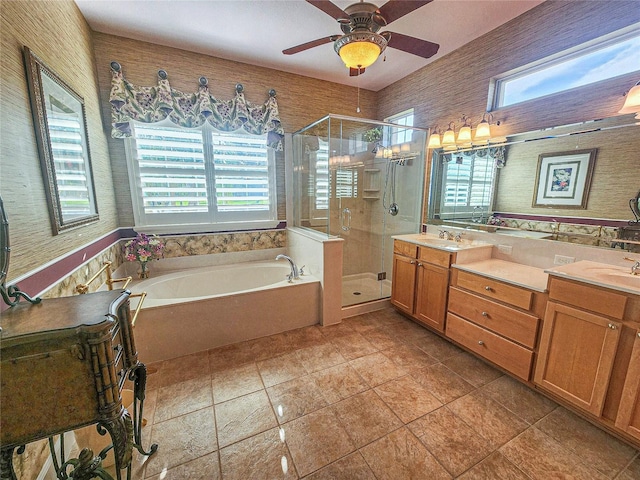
[283,0,440,76]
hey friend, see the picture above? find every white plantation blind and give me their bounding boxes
[336,169,358,198]
[48,113,93,217]
[442,154,494,214]
[127,122,276,230]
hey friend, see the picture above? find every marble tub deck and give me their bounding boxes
[116,308,639,479]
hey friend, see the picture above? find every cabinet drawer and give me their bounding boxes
[549,277,627,320]
[448,287,539,348]
[418,246,452,268]
[394,240,418,258]
[446,313,534,381]
[456,270,532,310]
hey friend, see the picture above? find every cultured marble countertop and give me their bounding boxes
[453,259,549,292]
[545,260,640,296]
[392,233,494,252]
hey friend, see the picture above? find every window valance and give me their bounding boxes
[108,63,284,150]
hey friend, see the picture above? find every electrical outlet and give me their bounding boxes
[554,255,576,265]
[497,244,513,255]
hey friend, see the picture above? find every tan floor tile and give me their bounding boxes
[412,332,463,361]
[208,343,255,373]
[219,427,296,480]
[330,332,378,360]
[331,390,403,447]
[303,452,377,480]
[457,451,531,480]
[343,313,382,334]
[447,390,528,448]
[535,407,638,477]
[408,407,493,477]
[145,407,217,477]
[617,455,640,480]
[146,351,210,389]
[383,343,438,371]
[480,375,557,425]
[211,362,263,404]
[319,322,356,340]
[257,351,308,387]
[384,319,432,342]
[154,377,213,423]
[500,427,609,480]
[374,375,442,423]
[411,363,475,404]
[349,352,408,387]
[285,406,355,477]
[360,427,452,480]
[215,390,277,448]
[266,375,329,423]
[312,363,369,404]
[295,342,346,373]
[360,327,406,350]
[144,451,220,480]
[442,351,503,387]
[280,325,324,350]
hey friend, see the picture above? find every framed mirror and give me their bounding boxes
[23,46,98,234]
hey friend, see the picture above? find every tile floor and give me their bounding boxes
[125,308,640,479]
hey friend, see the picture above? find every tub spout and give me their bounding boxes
[276,254,299,282]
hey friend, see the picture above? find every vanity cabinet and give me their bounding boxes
[446,269,543,381]
[534,277,627,416]
[616,327,640,441]
[391,240,453,332]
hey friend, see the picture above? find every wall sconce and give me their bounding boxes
[442,122,457,150]
[456,115,472,146]
[427,127,441,149]
[619,80,640,119]
[474,112,493,145]
[400,143,411,153]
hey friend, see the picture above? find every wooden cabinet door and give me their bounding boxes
[534,301,621,416]
[616,328,640,441]
[414,262,449,332]
[390,254,417,315]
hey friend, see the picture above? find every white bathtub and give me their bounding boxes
[132,260,321,363]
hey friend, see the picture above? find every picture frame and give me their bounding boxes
[532,149,597,209]
[23,46,98,235]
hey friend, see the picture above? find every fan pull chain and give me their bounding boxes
[356,74,361,113]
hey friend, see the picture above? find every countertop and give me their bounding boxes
[392,233,494,252]
[453,259,549,292]
[545,260,640,296]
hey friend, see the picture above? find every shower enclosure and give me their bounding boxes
[291,115,427,308]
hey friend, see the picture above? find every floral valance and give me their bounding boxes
[109,63,284,150]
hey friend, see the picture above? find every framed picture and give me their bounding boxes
[532,149,597,209]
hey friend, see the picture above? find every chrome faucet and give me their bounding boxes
[454,232,464,243]
[276,254,299,282]
[438,230,454,241]
[624,257,640,275]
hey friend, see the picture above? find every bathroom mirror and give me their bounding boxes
[631,189,640,224]
[428,114,640,248]
[23,46,98,235]
[0,196,9,294]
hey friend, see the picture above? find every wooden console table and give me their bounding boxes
[0,289,156,480]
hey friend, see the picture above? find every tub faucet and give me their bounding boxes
[276,254,299,282]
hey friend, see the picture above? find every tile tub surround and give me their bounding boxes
[111,308,639,479]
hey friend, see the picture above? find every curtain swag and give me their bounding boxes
[109,64,284,150]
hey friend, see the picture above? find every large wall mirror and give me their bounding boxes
[23,46,98,235]
[428,113,640,250]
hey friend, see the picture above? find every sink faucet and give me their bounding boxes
[438,230,454,241]
[276,254,299,282]
[624,257,640,275]
[454,232,464,243]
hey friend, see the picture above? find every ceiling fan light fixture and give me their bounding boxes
[335,32,387,69]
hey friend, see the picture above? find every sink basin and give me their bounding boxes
[398,234,492,251]
[583,266,640,289]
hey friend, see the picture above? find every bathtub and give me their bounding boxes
[131,260,321,363]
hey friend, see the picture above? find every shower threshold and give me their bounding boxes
[342,272,391,307]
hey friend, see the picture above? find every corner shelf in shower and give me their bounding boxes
[363,169,381,199]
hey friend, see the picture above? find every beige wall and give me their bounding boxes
[91,32,378,227]
[1,0,119,281]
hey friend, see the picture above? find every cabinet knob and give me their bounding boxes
[608,323,617,330]
[478,340,484,346]
[417,263,423,267]
[484,286,492,291]
[410,260,416,264]
[481,311,489,317]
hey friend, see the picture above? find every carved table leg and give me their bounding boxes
[129,364,158,457]
[0,445,21,480]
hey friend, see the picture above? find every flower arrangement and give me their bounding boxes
[123,233,165,278]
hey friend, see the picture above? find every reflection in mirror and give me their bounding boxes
[631,189,640,224]
[428,115,640,250]
[23,46,98,235]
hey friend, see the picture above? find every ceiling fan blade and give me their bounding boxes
[306,0,348,20]
[283,36,338,55]
[385,32,440,59]
[377,0,433,23]
[349,67,365,77]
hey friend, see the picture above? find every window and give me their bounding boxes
[385,109,414,145]
[492,26,640,108]
[126,122,276,232]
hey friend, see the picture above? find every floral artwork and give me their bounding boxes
[532,149,597,209]
[124,233,165,278]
